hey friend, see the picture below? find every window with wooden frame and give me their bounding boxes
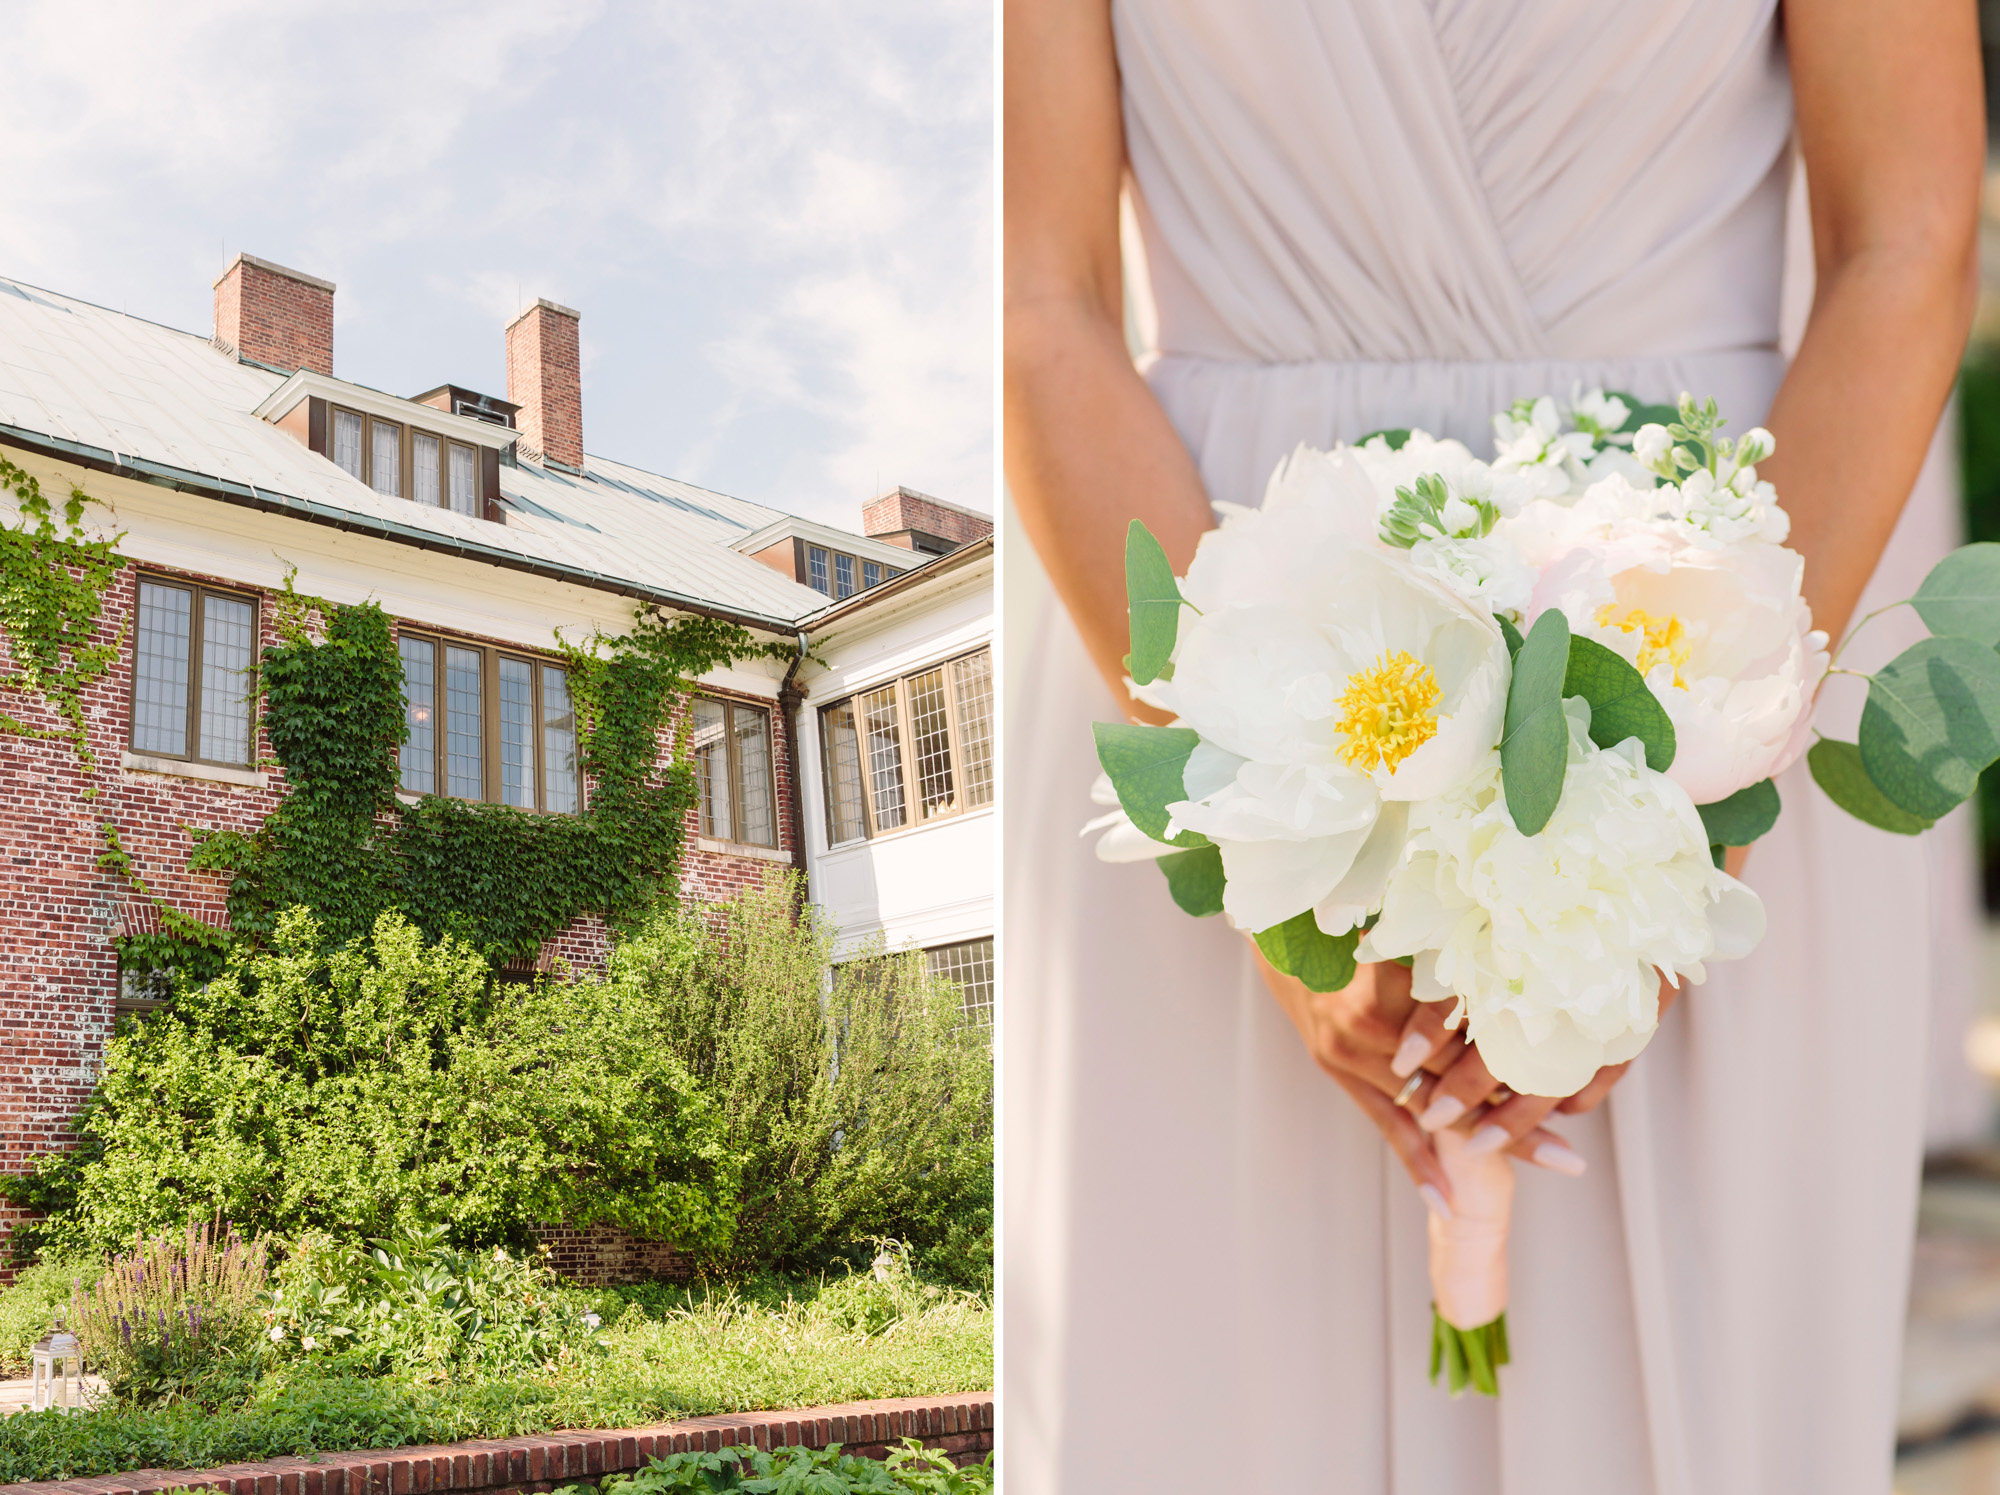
[129,577,259,767]
[395,630,579,813]
[928,937,994,1027]
[691,698,778,848]
[327,406,480,518]
[818,647,992,847]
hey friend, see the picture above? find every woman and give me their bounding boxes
[1003,2,1981,1491]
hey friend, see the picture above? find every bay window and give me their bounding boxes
[819,647,992,846]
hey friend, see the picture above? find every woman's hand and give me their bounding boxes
[1255,949,1586,1214]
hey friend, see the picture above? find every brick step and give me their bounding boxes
[0,1391,996,1495]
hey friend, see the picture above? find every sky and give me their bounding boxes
[0,1,992,531]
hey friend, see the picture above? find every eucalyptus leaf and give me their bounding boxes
[1500,608,1570,835]
[1498,616,1524,660]
[1091,720,1208,848]
[1155,844,1225,917]
[1911,543,2000,648]
[1563,635,1675,770]
[1355,428,1412,451]
[1807,738,1934,835]
[1696,777,1779,847]
[1856,636,2000,820]
[1123,520,1184,686]
[1252,910,1359,994]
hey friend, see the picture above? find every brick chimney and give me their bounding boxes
[212,254,333,375]
[862,487,994,556]
[505,299,583,470]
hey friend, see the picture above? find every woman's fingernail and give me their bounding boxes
[1419,1184,1454,1221]
[1464,1123,1509,1157]
[1391,1032,1432,1078]
[1533,1140,1587,1177]
[1417,1095,1464,1132]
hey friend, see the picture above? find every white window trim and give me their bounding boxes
[695,836,793,865]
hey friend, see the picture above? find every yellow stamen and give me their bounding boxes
[1336,650,1441,773]
[1595,604,1690,687]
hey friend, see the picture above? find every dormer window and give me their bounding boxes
[258,375,510,524]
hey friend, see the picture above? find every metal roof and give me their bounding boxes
[0,274,850,628]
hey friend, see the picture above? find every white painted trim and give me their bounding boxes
[730,516,918,570]
[253,371,521,452]
[695,837,792,865]
[122,752,268,789]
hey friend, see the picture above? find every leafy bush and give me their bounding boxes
[618,876,993,1284]
[261,1227,602,1379]
[16,909,737,1260]
[70,1222,266,1407]
[0,1251,100,1373]
[552,1439,994,1494]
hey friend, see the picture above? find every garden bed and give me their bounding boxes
[0,1392,993,1495]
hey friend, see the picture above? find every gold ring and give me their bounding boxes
[1393,1071,1424,1109]
[1488,1087,1513,1108]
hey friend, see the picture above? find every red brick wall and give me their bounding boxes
[505,301,584,470]
[534,1224,695,1285]
[212,255,334,376]
[0,558,796,1263]
[861,489,992,548]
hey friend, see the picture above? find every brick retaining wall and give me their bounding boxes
[0,1392,994,1495]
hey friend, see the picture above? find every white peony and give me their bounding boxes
[1506,476,1827,804]
[1137,448,1512,936]
[1083,772,1175,863]
[1358,700,1765,1096]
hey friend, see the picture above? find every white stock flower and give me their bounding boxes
[1407,535,1536,620]
[1663,466,1790,547]
[1350,430,1528,524]
[1358,701,1765,1096]
[1143,458,1513,935]
[1631,423,1674,474]
[1569,389,1630,438]
[1491,396,1595,501]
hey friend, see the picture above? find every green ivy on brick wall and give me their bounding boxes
[189,585,766,966]
[0,455,124,780]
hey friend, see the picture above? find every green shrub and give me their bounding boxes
[617,875,993,1284]
[70,1221,267,1408]
[552,1439,994,1494]
[16,909,737,1260]
[261,1226,602,1379]
[0,1251,101,1373]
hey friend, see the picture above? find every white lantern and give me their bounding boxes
[30,1315,80,1414]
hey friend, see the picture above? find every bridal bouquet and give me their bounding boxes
[1089,390,2000,1395]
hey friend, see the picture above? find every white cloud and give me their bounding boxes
[0,0,990,529]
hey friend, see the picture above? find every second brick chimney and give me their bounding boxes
[505,299,583,470]
[213,254,334,375]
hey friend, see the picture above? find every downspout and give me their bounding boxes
[778,631,811,902]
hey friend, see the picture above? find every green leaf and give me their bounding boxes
[1857,636,2000,820]
[1123,520,1184,686]
[1807,738,1934,835]
[1562,634,1675,771]
[1500,609,1570,835]
[1911,543,2000,648]
[1091,720,1208,848]
[1155,845,1225,917]
[1430,1308,1509,1398]
[1696,777,1780,846]
[1252,910,1359,993]
[1498,616,1524,659]
[1356,427,1412,451]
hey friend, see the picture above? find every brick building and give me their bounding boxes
[0,256,993,1259]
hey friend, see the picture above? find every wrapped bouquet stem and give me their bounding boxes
[1089,389,2000,1395]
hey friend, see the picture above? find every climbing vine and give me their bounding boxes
[0,455,124,780]
[187,588,765,965]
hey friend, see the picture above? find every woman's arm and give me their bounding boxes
[1003,0,1213,713]
[1764,0,1984,645]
